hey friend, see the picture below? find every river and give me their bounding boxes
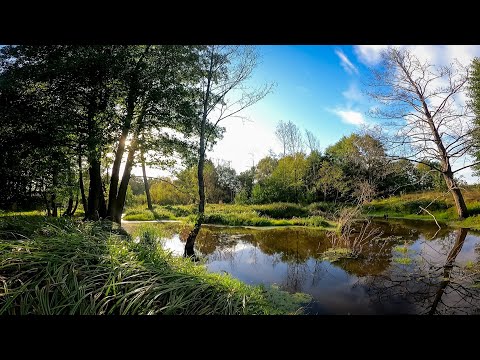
[123,219,480,315]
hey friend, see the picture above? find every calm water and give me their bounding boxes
[123,219,480,315]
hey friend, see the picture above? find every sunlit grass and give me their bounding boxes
[124,203,336,229]
[0,216,310,315]
[365,186,480,227]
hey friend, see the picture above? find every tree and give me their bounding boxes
[215,161,239,203]
[184,45,272,257]
[303,150,325,202]
[367,47,474,218]
[275,120,304,157]
[106,45,200,224]
[0,46,94,215]
[140,147,153,211]
[468,57,480,177]
[235,167,255,204]
[325,133,389,201]
[316,160,347,202]
[305,129,321,154]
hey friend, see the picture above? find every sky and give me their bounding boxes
[132,45,480,184]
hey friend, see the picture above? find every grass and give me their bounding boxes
[0,216,310,315]
[123,203,336,230]
[364,186,480,229]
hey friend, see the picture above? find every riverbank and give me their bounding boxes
[365,188,480,230]
[123,203,336,230]
[0,215,309,314]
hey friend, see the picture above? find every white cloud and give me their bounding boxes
[342,82,363,103]
[333,109,366,126]
[354,45,389,65]
[335,49,359,75]
[354,45,480,68]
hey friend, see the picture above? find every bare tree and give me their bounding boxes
[305,129,321,154]
[367,47,475,219]
[275,120,304,156]
[184,45,272,257]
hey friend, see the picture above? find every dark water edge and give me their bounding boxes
[124,219,480,315]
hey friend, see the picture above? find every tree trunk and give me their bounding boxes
[184,48,213,258]
[443,171,468,219]
[107,47,150,219]
[42,191,51,216]
[71,194,79,216]
[141,149,153,211]
[112,139,138,224]
[107,110,133,219]
[63,196,73,216]
[86,158,106,220]
[51,171,58,217]
[78,155,88,215]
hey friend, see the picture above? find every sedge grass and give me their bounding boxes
[0,216,309,315]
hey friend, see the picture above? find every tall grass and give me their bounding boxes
[124,203,335,229]
[0,217,308,314]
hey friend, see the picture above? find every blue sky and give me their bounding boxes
[208,45,373,169]
[202,45,480,184]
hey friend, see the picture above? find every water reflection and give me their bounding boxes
[123,220,480,314]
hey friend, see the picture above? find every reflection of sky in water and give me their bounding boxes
[125,221,480,314]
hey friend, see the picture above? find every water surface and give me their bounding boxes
[123,219,480,315]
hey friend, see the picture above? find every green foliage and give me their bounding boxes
[123,206,176,221]
[468,57,480,177]
[393,245,409,254]
[253,203,308,219]
[150,178,191,205]
[0,216,307,314]
[465,260,475,270]
[394,257,412,265]
[366,198,449,214]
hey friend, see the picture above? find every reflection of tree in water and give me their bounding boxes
[363,228,480,315]
[129,221,480,314]
[280,231,309,293]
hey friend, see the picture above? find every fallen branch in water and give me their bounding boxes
[419,206,441,232]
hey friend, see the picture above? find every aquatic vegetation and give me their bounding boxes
[394,257,412,265]
[394,245,409,254]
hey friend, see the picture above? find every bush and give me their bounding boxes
[254,203,308,219]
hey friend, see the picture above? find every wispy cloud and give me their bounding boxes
[335,49,359,75]
[332,109,366,126]
[342,82,363,102]
[353,45,389,66]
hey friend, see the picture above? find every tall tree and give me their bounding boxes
[184,45,272,257]
[107,45,200,224]
[468,57,480,177]
[367,47,474,218]
[305,129,321,154]
[140,147,153,211]
[275,120,304,157]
